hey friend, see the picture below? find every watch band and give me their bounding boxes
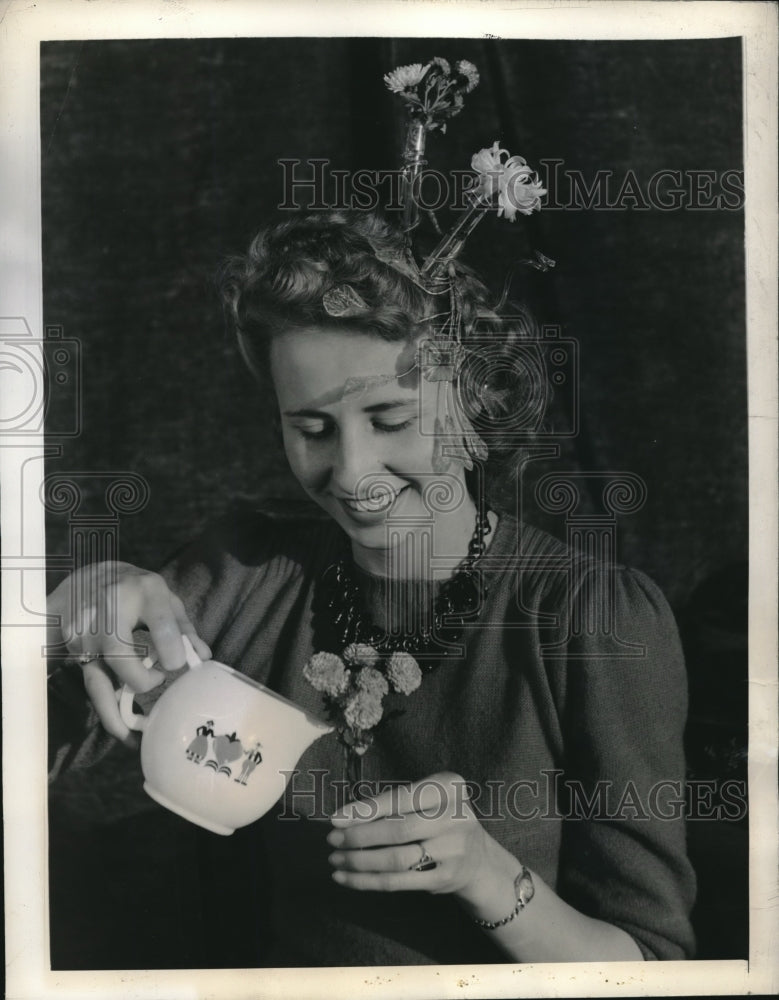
[472,864,535,930]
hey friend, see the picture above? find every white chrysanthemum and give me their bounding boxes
[430,56,451,75]
[302,651,350,697]
[343,642,381,668]
[343,690,384,731]
[386,651,423,695]
[384,62,429,93]
[456,59,480,93]
[355,666,389,698]
[471,141,545,220]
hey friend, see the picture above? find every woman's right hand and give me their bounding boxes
[47,561,212,741]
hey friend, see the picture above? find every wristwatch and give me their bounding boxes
[472,864,535,930]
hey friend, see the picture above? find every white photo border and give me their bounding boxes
[1,1,776,997]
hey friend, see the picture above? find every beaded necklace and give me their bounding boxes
[313,509,492,670]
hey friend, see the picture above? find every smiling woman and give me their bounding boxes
[221,210,532,575]
[47,207,695,966]
[271,328,480,574]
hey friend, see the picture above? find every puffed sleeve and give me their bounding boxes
[47,513,269,791]
[550,565,696,960]
[47,510,333,795]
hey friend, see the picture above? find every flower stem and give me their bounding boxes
[343,743,364,802]
[401,120,428,234]
[420,188,493,281]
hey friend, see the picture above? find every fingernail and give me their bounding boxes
[328,852,343,867]
[332,871,346,884]
[327,830,345,847]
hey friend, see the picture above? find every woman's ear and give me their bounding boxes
[431,378,488,474]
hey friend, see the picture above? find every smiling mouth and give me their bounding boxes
[338,486,408,514]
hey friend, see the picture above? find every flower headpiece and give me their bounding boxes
[323,56,551,337]
[389,57,548,282]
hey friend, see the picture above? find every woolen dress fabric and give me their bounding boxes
[48,512,696,965]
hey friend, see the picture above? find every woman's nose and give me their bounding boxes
[330,426,381,496]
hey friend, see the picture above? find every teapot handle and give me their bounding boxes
[118,634,202,732]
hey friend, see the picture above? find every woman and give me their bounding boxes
[48,209,695,966]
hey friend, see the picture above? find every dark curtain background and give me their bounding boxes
[42,38,747,967]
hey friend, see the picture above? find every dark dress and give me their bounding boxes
[48,512,696,966]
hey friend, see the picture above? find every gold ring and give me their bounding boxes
[409,843,437,871]
[77,652,103,665]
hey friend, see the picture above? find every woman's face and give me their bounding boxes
[269,327,475,568]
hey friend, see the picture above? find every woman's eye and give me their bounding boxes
[291,416,414,439]
[296,423,332,440]
[373,418,413,434]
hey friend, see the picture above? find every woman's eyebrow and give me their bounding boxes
[362,399,416,414]
[282,407,329,418]
[283,399,416,418]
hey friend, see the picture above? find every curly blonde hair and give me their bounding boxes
[219,210,548,511]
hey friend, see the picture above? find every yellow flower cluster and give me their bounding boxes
[303,644,423,746]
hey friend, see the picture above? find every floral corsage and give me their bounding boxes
[303,644,422,793]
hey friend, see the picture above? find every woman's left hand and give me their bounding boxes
[327,771,503,906]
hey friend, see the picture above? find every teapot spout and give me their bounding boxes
[281,710,333,770]
[296,710,334,751]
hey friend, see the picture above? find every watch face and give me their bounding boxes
[516,866,536,908]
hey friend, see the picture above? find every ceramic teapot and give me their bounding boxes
[119,637,333,835]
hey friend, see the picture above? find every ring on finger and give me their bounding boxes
[409,842,437,872]
[77,652,103,665]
